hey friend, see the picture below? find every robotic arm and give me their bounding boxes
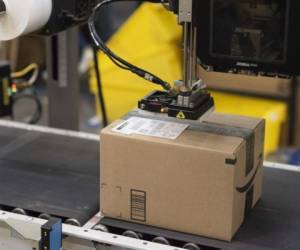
[140,0,300,120]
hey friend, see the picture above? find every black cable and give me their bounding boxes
[93,46,109,127]
[88,0,172,91]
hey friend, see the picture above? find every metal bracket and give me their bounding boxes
[3,217,42,242]
[40,218,62,250]
[178,0,193,23]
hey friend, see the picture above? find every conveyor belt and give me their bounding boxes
[0,124,100,225]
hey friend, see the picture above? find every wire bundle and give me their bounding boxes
[88,0,172,91]
[10,63,42,124]
[11,63,39,88]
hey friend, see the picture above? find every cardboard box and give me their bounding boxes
[100,112,265,241]
[199,66,291,98]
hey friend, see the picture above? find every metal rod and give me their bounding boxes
[189,23,194,87]
[183,22,190,90]
[183,22,198,91]
[192,27,198,81]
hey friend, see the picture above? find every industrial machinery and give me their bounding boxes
[0,0,300,250]
[0,119,299,250]
[1,0,299,120]
[139,0,300,119]
[89,0,300,120]
[0,61,42,123]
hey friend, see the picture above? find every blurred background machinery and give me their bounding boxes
[0,1,299,163]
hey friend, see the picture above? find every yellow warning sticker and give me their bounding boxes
[176,111,186,119]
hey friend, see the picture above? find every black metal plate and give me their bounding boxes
[0,126,100,225]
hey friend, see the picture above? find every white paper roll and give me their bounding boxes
[0,0,52,41]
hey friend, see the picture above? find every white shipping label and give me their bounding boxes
[112,117,189,140]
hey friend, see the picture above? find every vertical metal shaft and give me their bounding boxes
[188,23,194,87]
[183,22,190,90]
[183,22,197,91]
[192,27,198,81]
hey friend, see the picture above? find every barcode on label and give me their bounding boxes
[130,190,146,222]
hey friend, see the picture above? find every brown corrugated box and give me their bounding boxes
[100,112,265,241]
[199,66,291,98]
